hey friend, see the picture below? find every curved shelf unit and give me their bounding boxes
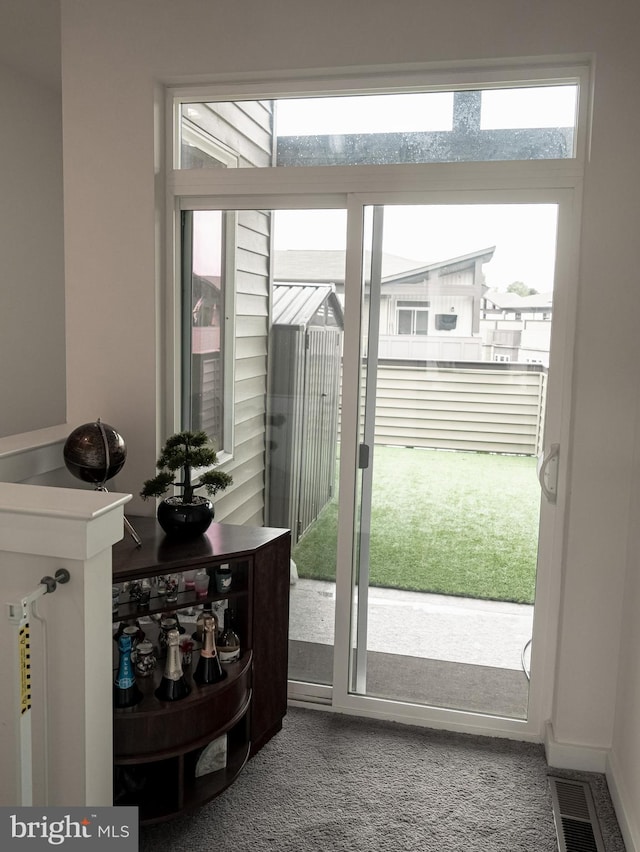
[111,517,291,824]
[114,652,252,762]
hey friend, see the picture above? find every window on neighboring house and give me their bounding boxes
[397,301,429,335]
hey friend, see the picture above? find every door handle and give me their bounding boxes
[537,443,559,504]
[358,443,370,470]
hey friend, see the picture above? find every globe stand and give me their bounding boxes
[63,418,142,548]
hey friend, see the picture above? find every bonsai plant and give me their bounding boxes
[141,430,233,538]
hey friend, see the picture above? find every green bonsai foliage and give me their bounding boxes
[140,430,233,504]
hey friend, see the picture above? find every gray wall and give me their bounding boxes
[0,60,66,438]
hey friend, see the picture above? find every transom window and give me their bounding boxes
[177,84,579,170]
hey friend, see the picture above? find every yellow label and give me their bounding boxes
[19,624,31,714]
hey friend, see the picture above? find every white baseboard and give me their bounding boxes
[544,720,609,772]
[545,722,638,852]
[606,749,640,852]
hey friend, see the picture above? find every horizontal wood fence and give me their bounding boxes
[343,360,547,457]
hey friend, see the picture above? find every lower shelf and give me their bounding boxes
[115,712,251,825]
[114,756,180,823]
[182,726,251,816]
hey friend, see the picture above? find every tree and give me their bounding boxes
[507,281,538,297]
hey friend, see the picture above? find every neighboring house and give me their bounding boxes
[481,290,553,365]
[275,247,495,361]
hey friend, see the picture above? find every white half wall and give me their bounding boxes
[0,483,131,806]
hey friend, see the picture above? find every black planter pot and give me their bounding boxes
[157,496,214,539]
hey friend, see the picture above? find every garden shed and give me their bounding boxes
[267,283,344,545]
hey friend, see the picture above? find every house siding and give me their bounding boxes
[349,361,547,457]
[196,105,273,524]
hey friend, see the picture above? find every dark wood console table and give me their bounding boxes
[111,517,291,824]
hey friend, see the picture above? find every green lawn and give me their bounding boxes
[292,446,540,605]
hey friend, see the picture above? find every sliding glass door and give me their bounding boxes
[180,191,572,736]
[347,202,559,720]
[269,209,347,693]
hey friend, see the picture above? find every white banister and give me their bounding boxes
[0,483,131,807]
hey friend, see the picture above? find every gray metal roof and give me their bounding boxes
[272,283,344,328]
[274,249,422,283]
[483,289,553,310]
[380,246,496,285]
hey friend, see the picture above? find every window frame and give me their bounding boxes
[168,61,591,170]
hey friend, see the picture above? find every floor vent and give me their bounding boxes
[548,777,606,852]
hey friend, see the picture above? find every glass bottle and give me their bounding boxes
[134,640,156,678]
[114,619,145,645]
[122,625,140,660]
[192,603,217,649]
[155,628,191,701]
[166,609,185,635]
[214,563,232,593]
[193,614,225,684]
[158,616,177,657]
[114,634,142,708]
[158,611,186,656]
[217,608,241,664]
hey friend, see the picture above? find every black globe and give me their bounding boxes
[63,421,127,485]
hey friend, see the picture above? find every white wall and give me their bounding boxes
[610,386,640,847]
[58,0,640,828]
[0,61,66,438]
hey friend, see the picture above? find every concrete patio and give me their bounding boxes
[288,578,534,717]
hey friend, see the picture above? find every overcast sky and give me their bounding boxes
[274,204,558,292]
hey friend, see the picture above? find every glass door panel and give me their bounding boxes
[268,209,347,689]
[350,203,558,720]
